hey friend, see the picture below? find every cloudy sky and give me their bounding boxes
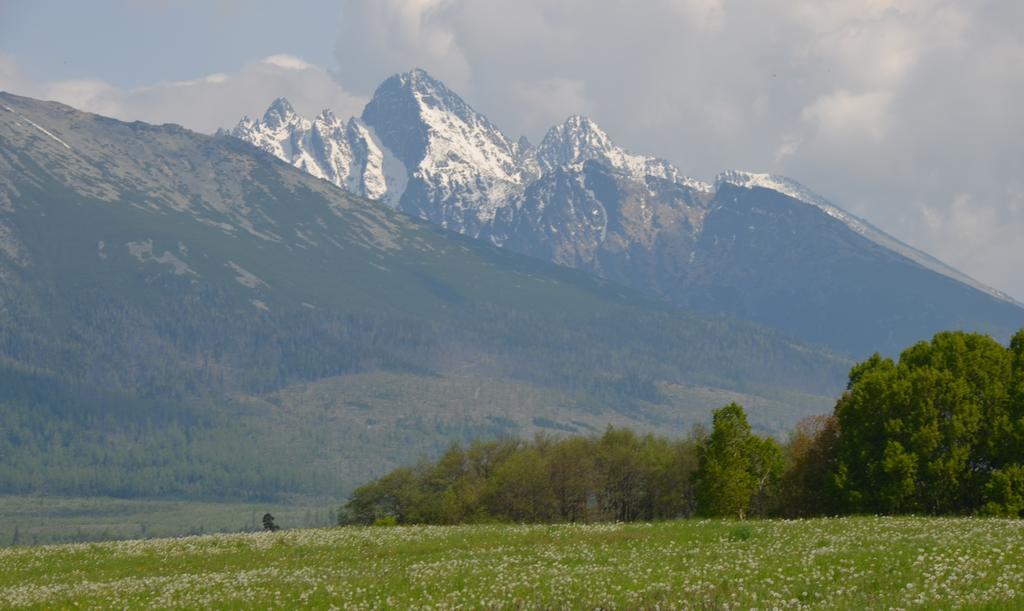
[2,0,1022,301]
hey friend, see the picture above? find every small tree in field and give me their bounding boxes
[694,403,783,519]
[262,513,280,532]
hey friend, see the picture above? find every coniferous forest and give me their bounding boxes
[343,330,1024,523]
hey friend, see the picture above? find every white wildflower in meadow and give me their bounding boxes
[0,517,1021,608]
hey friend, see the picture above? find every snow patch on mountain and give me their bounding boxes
[227,261,269,289]
[716,171,864,230]
[4,103,72,150]
[347,120,405,205]
[411,86,522,223]
[405,71,521,185]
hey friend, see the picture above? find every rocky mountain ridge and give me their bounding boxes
[228,69,1024,355]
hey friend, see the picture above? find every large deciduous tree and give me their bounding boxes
[694,403,783,519]
[834,331,1017,514]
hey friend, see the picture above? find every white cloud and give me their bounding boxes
[334,0,471,93]
[261,54,313,71]
[800,90,892,143]
[0,53,365,134]
[0,53,32,95]
[512,78,594,138]
[773,134,802,163]
[912,192,1024,299]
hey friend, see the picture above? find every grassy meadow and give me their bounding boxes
[2,517,1022,609]
[0,496,338,547]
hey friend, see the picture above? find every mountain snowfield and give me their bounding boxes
[229,69,1024,356]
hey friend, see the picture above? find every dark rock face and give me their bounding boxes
[360,71,432,171]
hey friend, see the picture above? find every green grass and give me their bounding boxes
[2,517,1022,609]
[0,496,338,547]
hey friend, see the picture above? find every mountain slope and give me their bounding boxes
[713,171,1019,306]
[675,183,1024,353]
[0,92,847,499]
[228,69,1024,357]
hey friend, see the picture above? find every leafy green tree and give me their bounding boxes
[545,436,597,522]
[694,403,782,519]
[342,467,424,524]
[982,465,1024,517]
[1006,330,1024,467]
[484,447,557,522]
[747,435,786,516]
[637,435,700,520]
[833,331,1017,514]
[430,443,482,524]
[779,415,839,517]
[595,428,647,522]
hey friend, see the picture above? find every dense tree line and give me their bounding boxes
[339,409,790,525]
[341,428,702,525]
[342,330,1024,523]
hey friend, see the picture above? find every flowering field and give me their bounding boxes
[1,517,1022,609]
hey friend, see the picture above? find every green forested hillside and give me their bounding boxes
[0,92,848,500]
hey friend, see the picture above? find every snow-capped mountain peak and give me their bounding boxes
[364,68,519,176]
[715,170,886,238]
[535,115,616,171]
[230,71,719,239]
[316,108,337,123]
[401,68,453,99]
[715,171,833,209]
[262,97,298,128]
[536,115,712,192]
[361,69,523,231]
